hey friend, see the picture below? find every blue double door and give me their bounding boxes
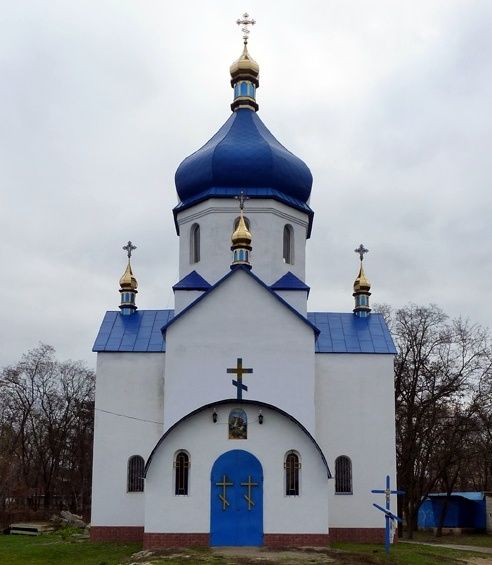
[210,450,263,546]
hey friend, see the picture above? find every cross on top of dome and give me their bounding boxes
[236,12,256,44]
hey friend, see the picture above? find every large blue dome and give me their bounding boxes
[175,108,313,204]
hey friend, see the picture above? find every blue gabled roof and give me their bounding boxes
[161,265,320,337]
[173,270,211,291]
[308,312,396,354]
[93,304,396,355]
[271,271,310,293]
[92,310,174,353]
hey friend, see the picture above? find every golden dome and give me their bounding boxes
[230,43,260,86]
[119,260,138,291]
[231,212,252,247]
[353,263,371,293]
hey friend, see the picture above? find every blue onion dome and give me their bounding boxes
[175,109,313,204]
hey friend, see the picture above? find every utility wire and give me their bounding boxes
[96,407,163,425]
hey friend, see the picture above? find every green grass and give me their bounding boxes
[332,541,489,564]
[0,532,140,565]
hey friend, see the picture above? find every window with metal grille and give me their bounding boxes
[190,224,200,263]
[127,455,144,492]
[174,451,190,495]
[283,224,294,264]
[284,451,300,496]
[335,455,352,494]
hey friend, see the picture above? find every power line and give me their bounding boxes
[96,407,163,425]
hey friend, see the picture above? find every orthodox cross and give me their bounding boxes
[236,12,255,43]
[241,475,258,511]
[371,475,405,556]
[354,243,369,262]
[216,475,233,511]
[235,191,249,211]
[227,358,253,400]
[123,241,137,259]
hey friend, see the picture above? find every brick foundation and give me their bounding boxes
[91,526,388,547]
[90,526,144,543]
[329,527,386,543]
[144,533,209,548]
[264,533,330,546]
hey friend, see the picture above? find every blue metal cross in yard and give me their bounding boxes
[371,475,405,557]
[227,358,253,400]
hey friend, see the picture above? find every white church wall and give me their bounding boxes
[174,289,205,314]
[273,290,308,315]
[176,198,309,286]
[163,268,317,433]
[315,353,396,528]
[91,352,165,526]
[145,404,329,535]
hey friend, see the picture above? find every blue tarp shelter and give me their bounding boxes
[418,492,486,530]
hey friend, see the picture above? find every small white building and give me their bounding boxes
[90,29,397,549]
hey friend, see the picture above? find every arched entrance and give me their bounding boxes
[210,449,263,546]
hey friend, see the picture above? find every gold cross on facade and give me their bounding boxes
[216,475,233,511]
[241,475,258,510]
[236,12,256,43]
[227,357,253,400]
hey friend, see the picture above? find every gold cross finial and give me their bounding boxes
[236,12,255,44]
[354,244,369,262]
[235,190,249,211]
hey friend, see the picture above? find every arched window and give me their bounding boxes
[283,224,294,264]
[127,455,144,492]
[335,455,352,494]
[190,223,200,263]
[284,451,300,496]
[174,451,190,495]
[228,408,247,440]
[233,216,250,230]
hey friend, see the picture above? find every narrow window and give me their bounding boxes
[127,455,144,492]
[190,224,200,263]
[283,224,294,264]
[285,451,300,495]
[233,216,250,230]
[229,408,247,439]
[335,456,352,494]
[174,451,189,495]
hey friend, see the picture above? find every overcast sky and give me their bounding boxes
[1,0,491,369]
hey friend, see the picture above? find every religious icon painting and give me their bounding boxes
[228,409,247,439]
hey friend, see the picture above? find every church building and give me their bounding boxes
[90,16,397,548]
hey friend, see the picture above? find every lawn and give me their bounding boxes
[1,532,491,565]
[0,533,140,565]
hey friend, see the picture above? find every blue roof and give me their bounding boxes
[428,492,485,501]
[173,270,211,291]
[94,310,396,354]
[92,310,174,353]
[271,271,310,293]
[308,312,397,354]
[174,108,313,217]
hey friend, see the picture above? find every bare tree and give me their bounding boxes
[375,304,491,538]
[0,344,94,525]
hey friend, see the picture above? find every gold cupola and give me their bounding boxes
[353,244,371,317]
[231,193,252,267]
[230,13,259,112]
[119,241,138,315]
